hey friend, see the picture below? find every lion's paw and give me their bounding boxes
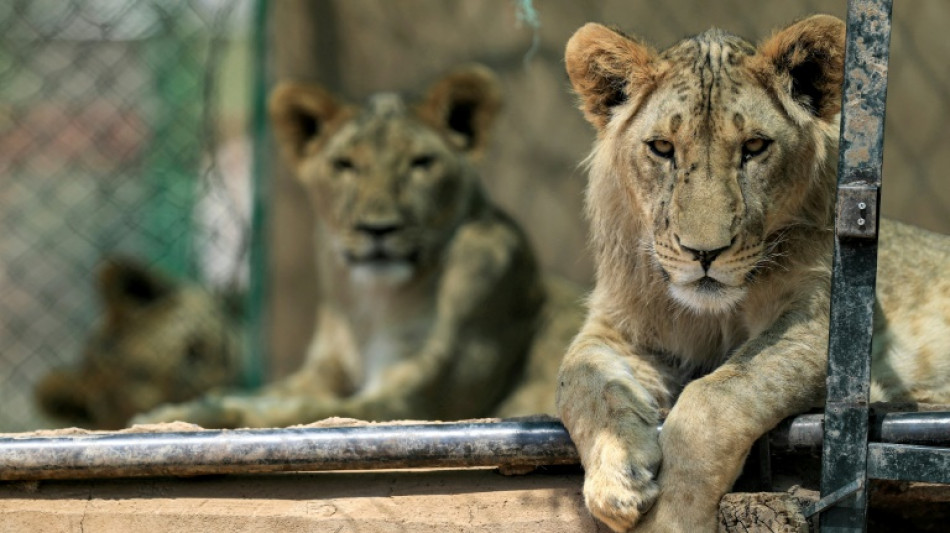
[584,462,659,533]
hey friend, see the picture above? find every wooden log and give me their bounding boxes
[719,489,817,533]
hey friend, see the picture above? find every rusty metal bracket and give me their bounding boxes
[836,184,879,239]
[804,477,866,518]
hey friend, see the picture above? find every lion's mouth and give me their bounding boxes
[694,276,725,292]
[344,248,420,266]
[344,247,420,286]
[668,274,748,314]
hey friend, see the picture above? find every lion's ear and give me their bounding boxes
[565,23,657,131]
[757,15,846,121]
[269,82,344,166]
[418,65,502,157]
[97,257,175,328]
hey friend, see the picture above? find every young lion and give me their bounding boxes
[133,65,583,428]
[557,15,950,532]
[35,258,243,430]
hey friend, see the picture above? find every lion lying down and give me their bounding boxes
[102,66,583,429]
[556,15,950,533]
[35,258,244,430]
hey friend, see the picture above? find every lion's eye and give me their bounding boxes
[410,154,436,170]
[647,139,675,159]
[742,138,772,161]
[332,157,355,172]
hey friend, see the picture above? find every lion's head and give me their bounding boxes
[270,66,501,286]
[35,258,242,429]
[566,15,845,313]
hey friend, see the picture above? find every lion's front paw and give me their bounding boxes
[584,462,659,533]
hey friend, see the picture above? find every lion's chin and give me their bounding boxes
[349,261,415,287]
[668,277,747,314]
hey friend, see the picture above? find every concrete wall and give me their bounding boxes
[265,0,950,376]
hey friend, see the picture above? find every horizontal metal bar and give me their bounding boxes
[868,442,950,484]
[2,412,949,482]
[770,411,950,452]
[0,421,578,481]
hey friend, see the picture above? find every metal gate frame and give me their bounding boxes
[816,0,950,530]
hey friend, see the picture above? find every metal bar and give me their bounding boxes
[4,413,950,482]
[821,1,893,532]
[245,0,270,389]
[0,421,578,481]
[772,411,950,452]
[804,478,865,519]
[142,4,202,277]
[867,443,950,483]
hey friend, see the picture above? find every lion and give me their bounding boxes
[132,65,584,428]
[556,15,950,532]
[35,257,243,430]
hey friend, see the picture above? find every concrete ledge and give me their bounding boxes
[1,469,601,533]
[0,468,820,533]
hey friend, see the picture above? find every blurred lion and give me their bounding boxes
[35,257,243,429]
[129,65,584,428]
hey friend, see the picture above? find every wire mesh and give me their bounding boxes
[0,0,256,431]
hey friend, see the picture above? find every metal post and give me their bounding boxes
[820,1,893,531]
[245,0,271,389]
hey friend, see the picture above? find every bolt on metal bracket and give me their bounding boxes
[836,184,879,239]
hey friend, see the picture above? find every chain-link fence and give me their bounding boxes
[0,0,258,431]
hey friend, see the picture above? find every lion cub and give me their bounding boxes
[133,65,583,428]
[557,15,950,533]
[36,258,243,429]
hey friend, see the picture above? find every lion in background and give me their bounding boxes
[125,65,584,428]
[556,14,950,532]
[35,257,243,429]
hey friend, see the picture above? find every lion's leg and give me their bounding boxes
[557,322,676,533]
[129,350,354,428]
[638,312,828,532]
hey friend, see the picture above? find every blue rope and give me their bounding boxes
[513,0,541,67]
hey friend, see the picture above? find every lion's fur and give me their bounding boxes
[130,65,583,428]
[557,15,950,532]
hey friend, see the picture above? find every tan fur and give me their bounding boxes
[558,15,950,532]
[35,258,242,430]
[132,65,584,428]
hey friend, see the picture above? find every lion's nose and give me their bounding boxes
[676,235,734,271]
[355,221,402,238]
